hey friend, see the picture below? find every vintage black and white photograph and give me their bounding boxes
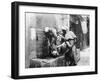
[11,2,97,79]
[25,13,90,68]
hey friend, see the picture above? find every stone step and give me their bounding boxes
[29,56,65,68]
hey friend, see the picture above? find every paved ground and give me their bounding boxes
[77,48,90,66]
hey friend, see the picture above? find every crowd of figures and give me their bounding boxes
[43,26,80,66]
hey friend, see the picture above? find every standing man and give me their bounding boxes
[57,26,77,66]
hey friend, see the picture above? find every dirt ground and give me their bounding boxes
[77,48,90,66]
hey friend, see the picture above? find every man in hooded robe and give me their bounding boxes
[57,26,77,66]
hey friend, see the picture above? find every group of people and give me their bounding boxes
[44,26,79,66]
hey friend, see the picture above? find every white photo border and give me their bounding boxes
[16,3,97,77]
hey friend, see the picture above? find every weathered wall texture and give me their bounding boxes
[25,13,70,68]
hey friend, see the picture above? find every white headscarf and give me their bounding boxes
[44,27,50,32]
